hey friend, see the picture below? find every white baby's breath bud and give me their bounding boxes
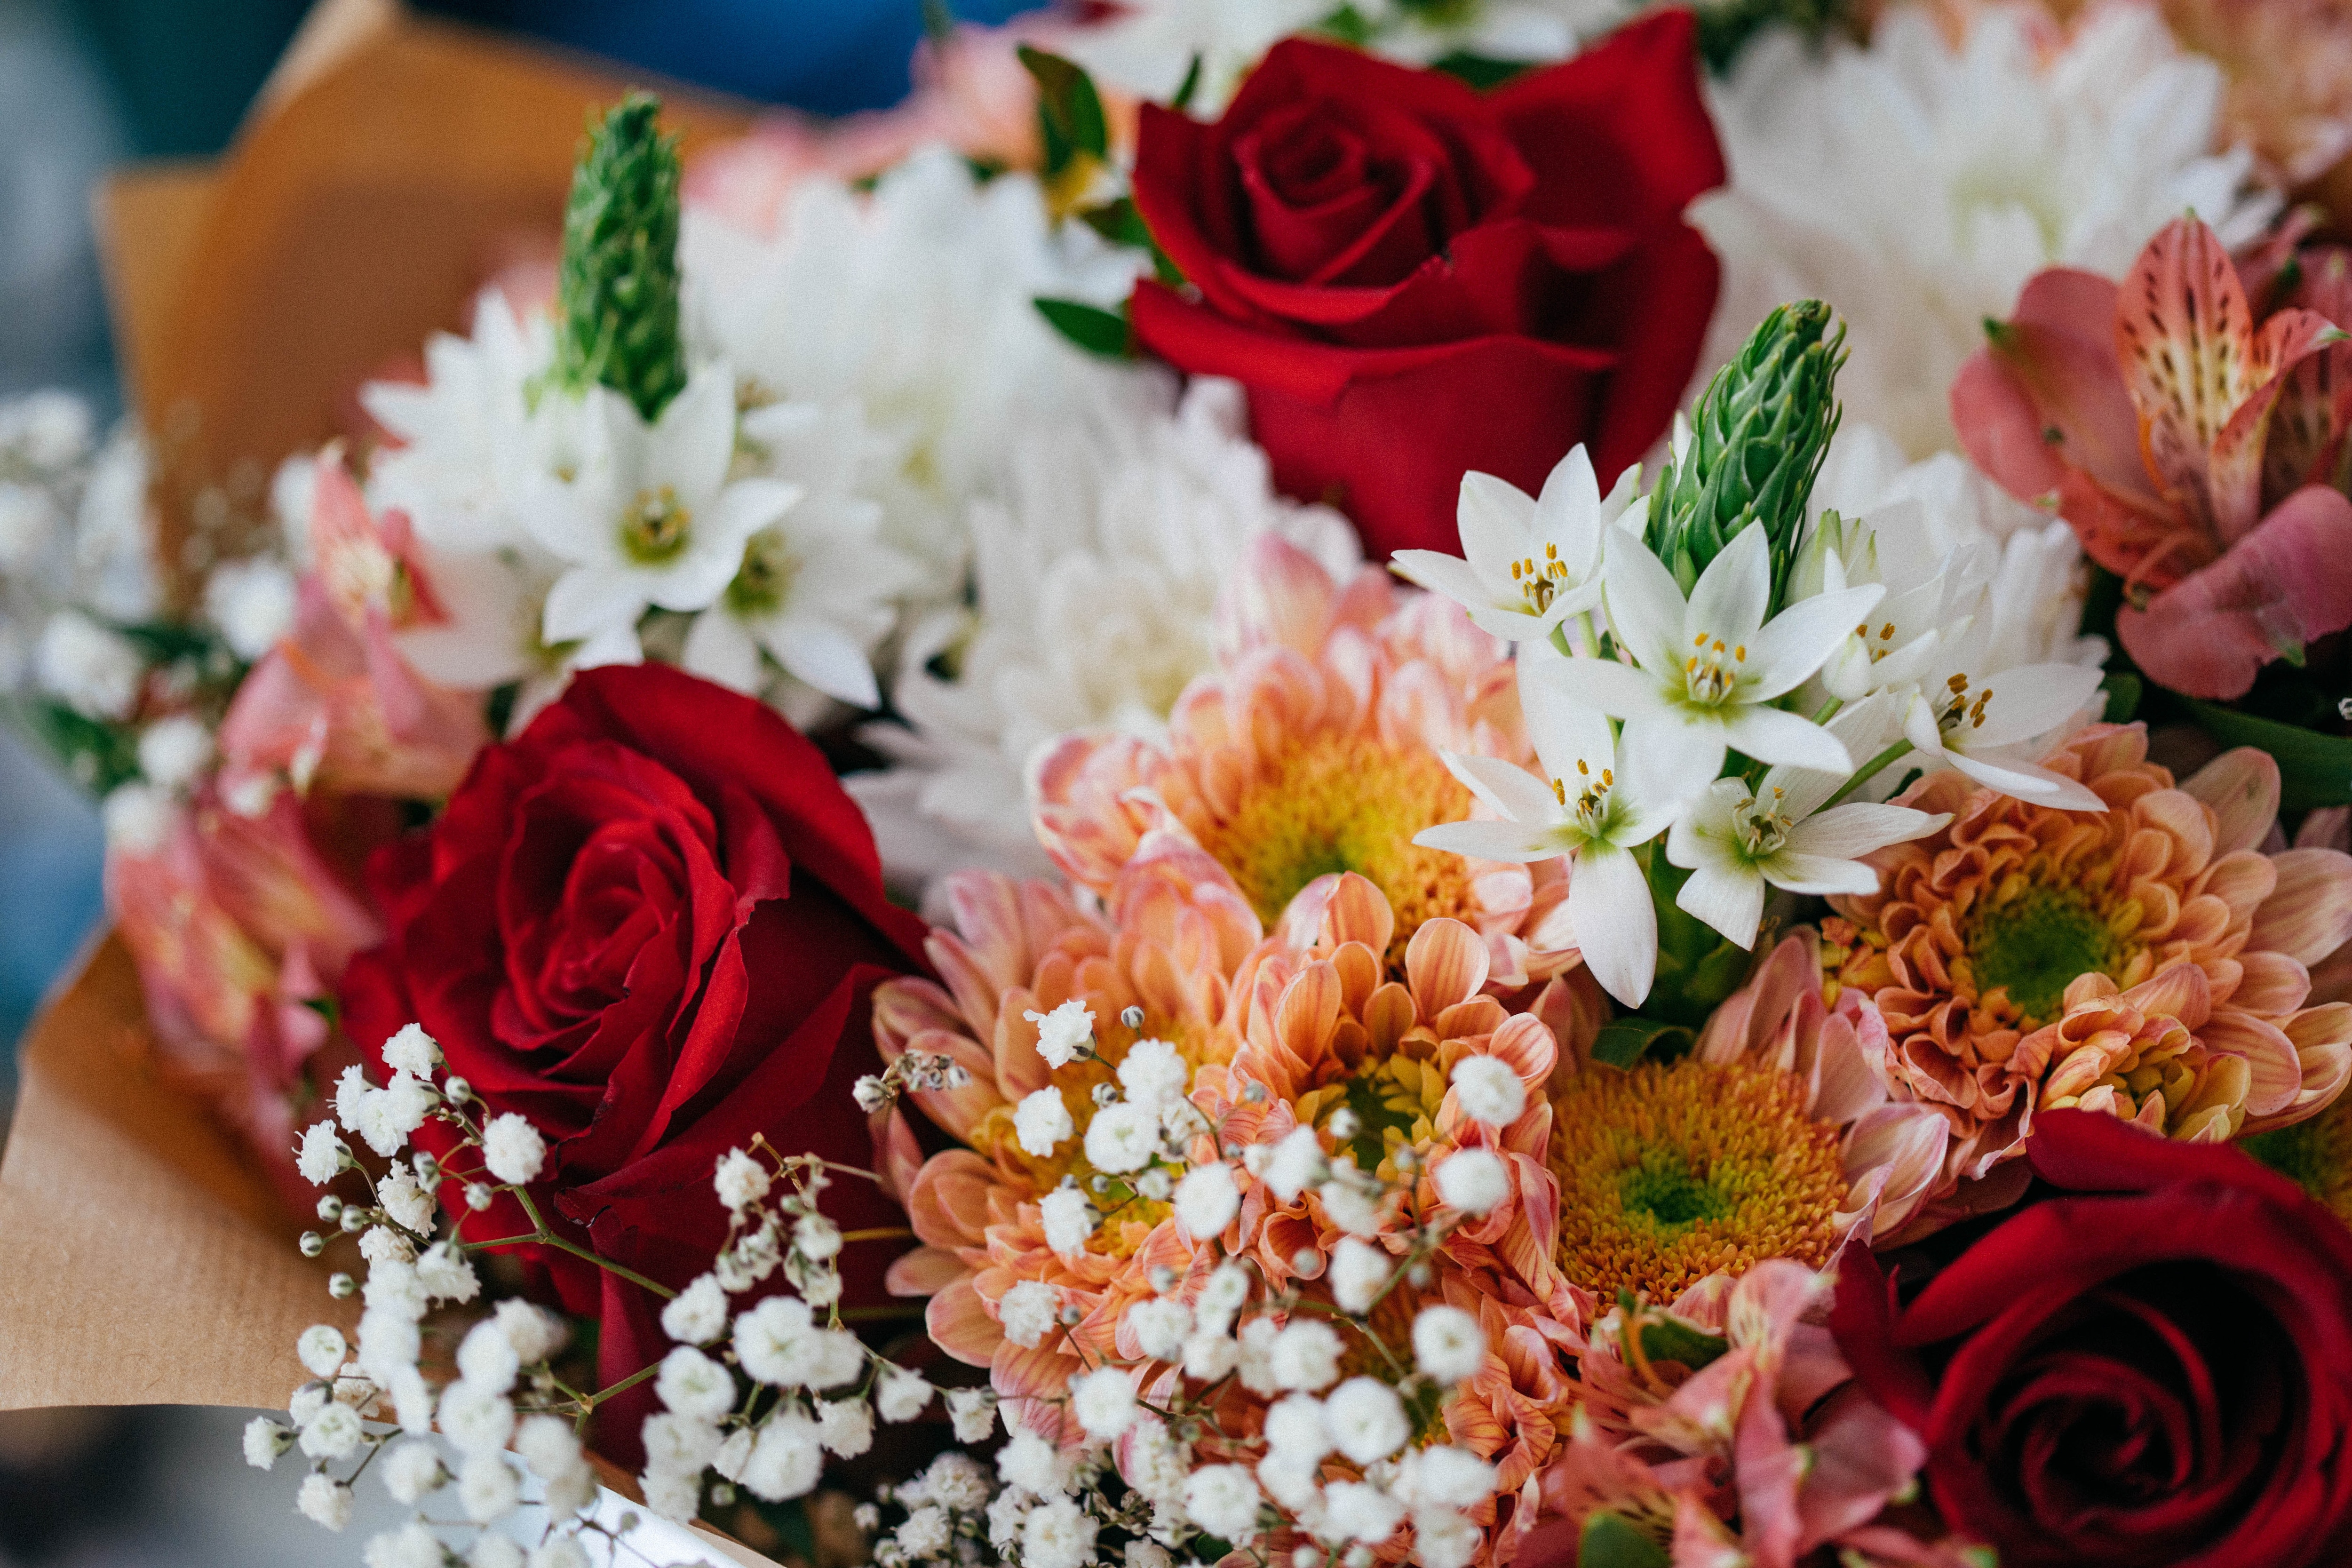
[1330,1237,1391,1314]
[298,1401,365,1461]
[334,1065,373,1137]
[456,1318,521,1394]
[793,1213,842,1261]
[897,1505,953,1557]
[465,1182,494,1211]
[816,1397,875,1457]
[642,1411,723,1482]
[297,1122,349,1186]
[854,1502,882,1534]
[945,1387,996,1444]
[1183,1465,1263,1542]
[329,1273,358,1299]
[1025,999,1095,1068]
[480,1113,546,1186]
[317,1195,345,1223]
[1014,1087,1075,1156]
[736,1411,824,1503]
[997,1429,1065,1496]
[1174,1161,1240,1240]
[298,1232,325,1258]
[1412,1305,1487,1384]
[444,1076,472,1105]
[241,1417,290,1471]
[364,1521,449,1568]
[381,1438,447,1504]
[1449,1056,1527,1127]
[1039,1186,1094,1257]
[1291,1545,1319,1568]
[851,1075,890,1114]
[416,1241,480,1305]
[1127,1296,1192,1361]
[875,1365,932,1423]
[1270,1320,1343,1392]
[297,1325,349,1379]
[297,1473,355,1531]
[1264,1126,1327,1201]
[661,1274,730,1345]
[714,1147,772,1214]
[997,1279,1059,1349]
[339,1206,367,1234]
[1198,1261,1252,1325]
[460,1452,522,1523]
[1237,1317,1282,1395]
[380,1023,442,1080]
[436,1379,515,1457]
[1325,1377,1410,1465]
[1070,1365,1138,1439]
[1433,1148,1509,1216]
[658,1345,738,1423]
[1328,1107,1361,1141]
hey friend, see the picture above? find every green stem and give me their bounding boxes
[509,1187,676,1300]
[837,1305,928,1323]
[1812,695,1843,725]
[1820,739,1914,812]
[836,1226,915,1244]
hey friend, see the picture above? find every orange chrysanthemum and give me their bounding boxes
[1030,534,1573,987]
[1826,724,2352,1209]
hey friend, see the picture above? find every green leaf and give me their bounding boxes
[1316,4,1377,45]
[1018,46,1108,175]
[19,698,140,795]
[1034,297,1133,359]
[1077,198,1184,285]
[1581,1512,1672,1568]
[1591,1018,1692,1069]
[299,995,343,1030]
[1171,52,1205,112]
[1638,1315,1731,1370]
[1430,51,1534,89]
[2185,700,2352,813]
[2099,671,2142,724]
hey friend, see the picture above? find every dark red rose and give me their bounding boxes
[340,663,930,1451]
[1832,1109,2352,1568]
[1128,13,1724,560]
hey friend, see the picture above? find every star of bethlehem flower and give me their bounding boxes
[525,365,801,660]
[1578,523,1883,792]
[1665,700,1953,948]
[1896,611,2110,811]
[1415,652,1676,1006]
[1390,444,1634,643]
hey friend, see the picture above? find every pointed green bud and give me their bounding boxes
[1644,299,1846,609]
[551,92,686,423]
[1787,506,1874,604]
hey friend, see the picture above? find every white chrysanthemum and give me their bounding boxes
[850,377,1358,887]
[1693,5,2274,458]
[687,148,1151,586]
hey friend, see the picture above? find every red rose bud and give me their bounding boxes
[1833,1109,2352,1568]
[338,663,930,1460]
[1128,13,1725,560]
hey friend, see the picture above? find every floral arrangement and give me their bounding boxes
[5,2,2352,1568]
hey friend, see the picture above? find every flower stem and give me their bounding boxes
[836,1226,916,1244]
[506,1187,678,1300]
[1820,739,1913,811]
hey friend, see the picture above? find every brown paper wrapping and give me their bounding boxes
[6,7,789,1560]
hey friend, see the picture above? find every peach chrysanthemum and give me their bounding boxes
[1031,534,1573,986]
[1544,933,1950,1302]
[1826,724,2352,1207]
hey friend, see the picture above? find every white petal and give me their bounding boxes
[1620,711,1725,812]
[1721,704,1853,773]
[1664,778,1746,869]
[1960,663,2106,748]
[1568,843,1656,1007]
[1455,472,1537,589]
[1685,524,1772,647]
[680,608,765,694]
[1943,750,2108,812]
[1536,654,1666,723]
[1415,819,1565,864]
[1675,857,1765,949]
[1533,445,1603,570]
[649,366,739,506]
[765,617,882,708]
[1517,654,1626,786]
[1599,532,1688,678]
[1438,749,1565,826]
[542,568,647,644]
[1758,851,1883,897]
[1391,549,1493,613]
[1744,585,1885,700]
[1785,803,1946,859]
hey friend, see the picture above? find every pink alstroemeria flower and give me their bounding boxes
[216,459,490,801]
[1953,214,2352,699]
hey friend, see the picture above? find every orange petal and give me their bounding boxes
[927,1276,1002,1369]
[2116,216,2259,509]
[1407,917,1491,1015]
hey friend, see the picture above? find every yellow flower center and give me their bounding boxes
[1961,880,2139,1031]
[1550,1062,1847,1302]
[1510,544,1572,615]
[1296,1049,1449,1183]
[1682,631,1748,706]
[723,527,799,617]
[620,485,693,564]
[1195,732,1479,968]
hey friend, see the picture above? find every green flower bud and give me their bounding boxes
[549,92,687,422]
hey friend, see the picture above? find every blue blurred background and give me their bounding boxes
[0,3,1026,1561]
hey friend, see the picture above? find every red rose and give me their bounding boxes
[1128,14,1724,559]
[1832,1110,2352,1568]
[340,663,929,1447]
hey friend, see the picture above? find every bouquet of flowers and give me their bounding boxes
[5,1,2352,1566]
